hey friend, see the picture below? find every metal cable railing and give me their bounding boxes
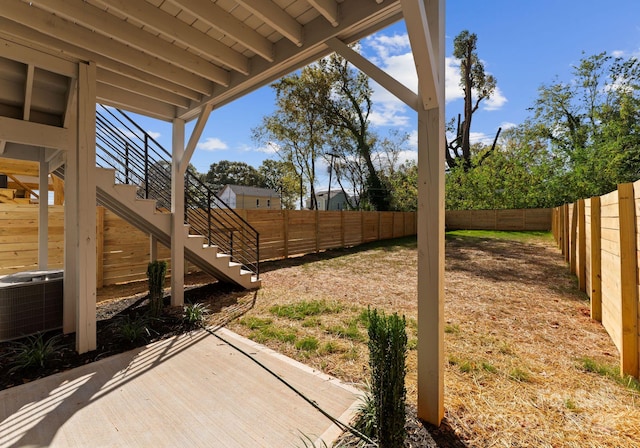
[95,104,259,278]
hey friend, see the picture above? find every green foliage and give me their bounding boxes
[204,160,265,191]
[258,159,302,210]
[269,300,342,320]
[182,302,210,328]
[325,321,364,342]
[147,260,167,318]
[8,333,63,373]
[239,316,273,330]
[366,308,407,448]
[110,314,154,345]
[578,356,640,393]
[353,383,377,439]
[295,336,319,351]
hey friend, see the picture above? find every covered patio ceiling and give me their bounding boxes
[0,0,405,123]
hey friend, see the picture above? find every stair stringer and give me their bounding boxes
[95,168,260,289]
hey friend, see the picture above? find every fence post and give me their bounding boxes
[563,204,570,262]
[283,209,289,259]
[340,210,345,248]
[577,199,586,292]
[315,209,320,253]
[590,196,602,322]
[618,182,638,378]
[570,203,578,274]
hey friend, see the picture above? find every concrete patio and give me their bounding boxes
[0,328,360,447]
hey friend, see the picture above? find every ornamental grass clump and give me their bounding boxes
[365,308,407,448]
[147,260,167,317]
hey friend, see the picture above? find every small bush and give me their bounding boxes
[147,260,167,317]
[366,308,407,448]
[110,314,154,344]
[8,333,63,373]
[183,302,210,328]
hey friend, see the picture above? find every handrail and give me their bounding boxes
[95,104,259,278]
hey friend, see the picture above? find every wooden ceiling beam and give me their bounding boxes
[95,0,250,75]
[31,0,231,86]
[97,69,191,109]
[0,2,213,96]
[169,0,274,62]
[235,0,304,47]
[308,0,340,27]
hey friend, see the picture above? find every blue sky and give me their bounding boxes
[129,0,640,189]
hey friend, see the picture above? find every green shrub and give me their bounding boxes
[183,302,210,328]
[8,333,63,373]
[147,260,167,317]
[366,308,407,448]
[110,314,154,344]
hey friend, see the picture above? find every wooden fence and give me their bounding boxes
[0,205,416,287]
[552,180,640,379]
[446,208,552,231]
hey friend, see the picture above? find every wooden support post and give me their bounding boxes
[53,174,64,205]
[563,204,570,261]
[590,197,602,322]
[38,151,48,270]
[171,118,185,307]
[618,183,638,377]
[577,199,586,292]
[96,206,104,289]
[75,61,97,353]
[149,234,158,262]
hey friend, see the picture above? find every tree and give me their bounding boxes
[531,52,640,200]
[253,67,331,210]
[204,160,264,192]
[258,159,302,209]
[445,124,561,210]
[446,30,498,171]
[317,54,391,210]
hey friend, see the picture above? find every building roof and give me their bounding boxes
[221,184,279,197]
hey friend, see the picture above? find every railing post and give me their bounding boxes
[124,143,130,185]
[144,134,149,199]
[207,189,212,245]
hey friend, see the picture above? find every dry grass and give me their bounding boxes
[206,232,640,447]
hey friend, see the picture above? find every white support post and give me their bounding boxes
[171,118,185,306]
[75,61,97,353]
[63,114,77,335]
[150,234,158,262]
[38,150,48,270]
[404,0,445,426]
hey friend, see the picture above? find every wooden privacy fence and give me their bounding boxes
[0,205,416,287]
[446,208,552,231]
[552,180,640,379]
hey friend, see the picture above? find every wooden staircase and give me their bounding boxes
[95,167,260,289]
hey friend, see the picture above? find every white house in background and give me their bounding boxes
[307,190,350,210]
[218,185,281,210]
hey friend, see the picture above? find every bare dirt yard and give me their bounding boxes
[215,231,640,447]
[3,231,640,446]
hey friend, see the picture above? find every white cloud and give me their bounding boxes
[197,137,228,151]
[500,122,517,130]
[408,130,418,150]
[256,142,279,154]
[611,50,625,57]
[469,131,495,146]
[147,131,161,140]
[483,86,507,111]
[445,57,464,103]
